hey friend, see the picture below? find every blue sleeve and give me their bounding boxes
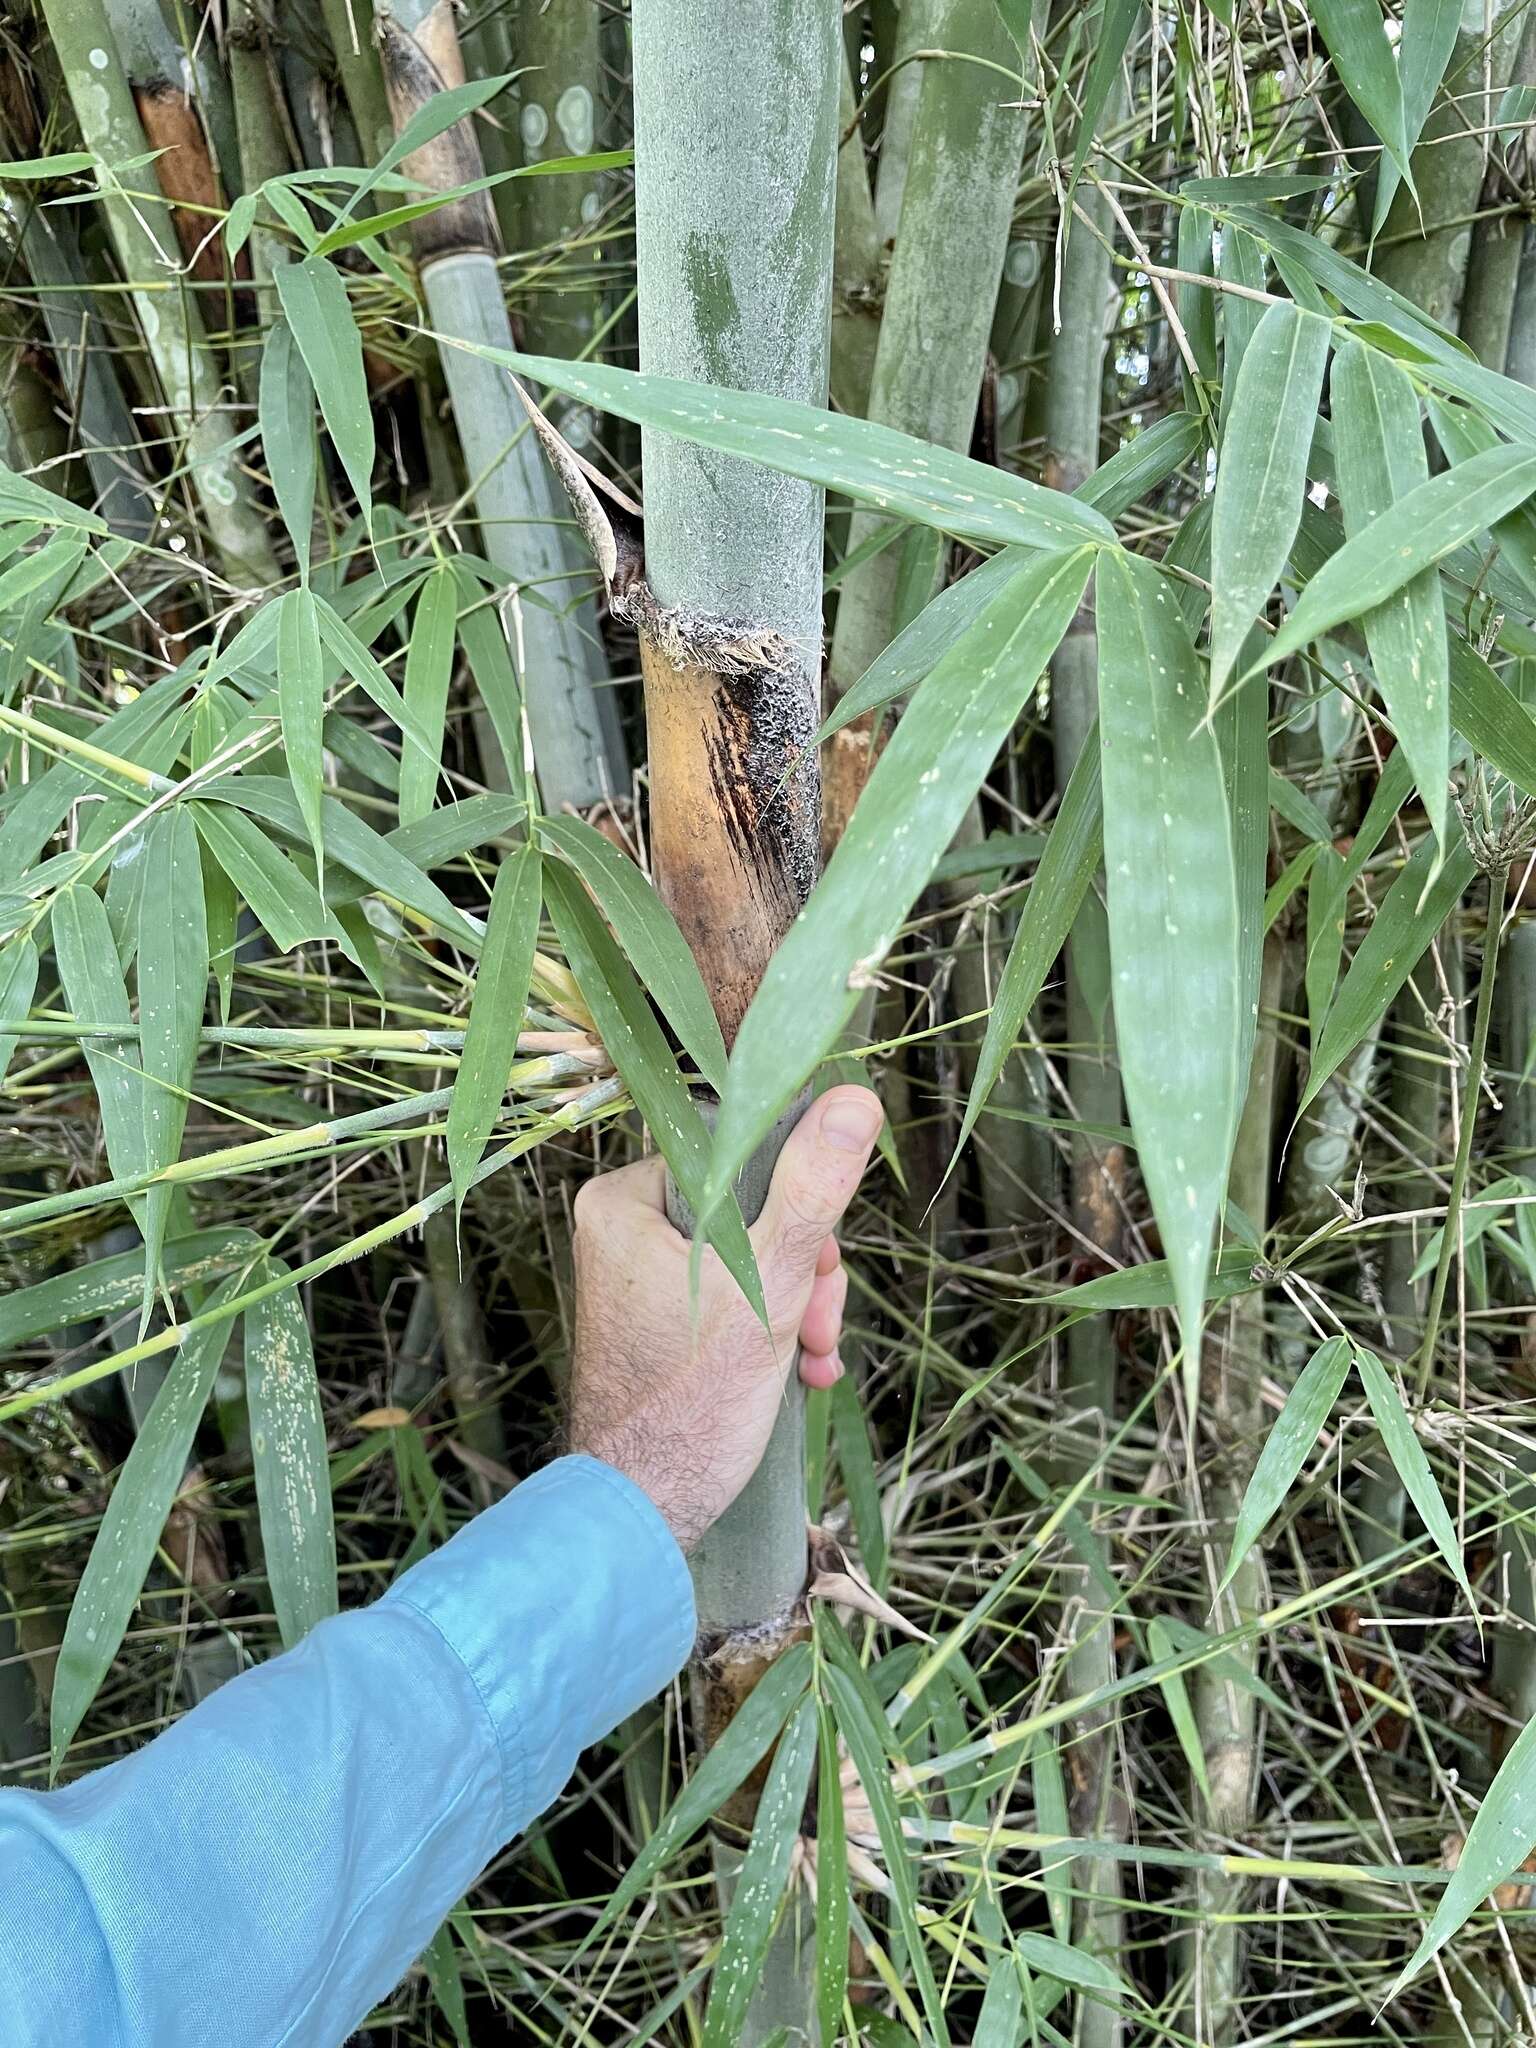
[0,1454,695,2048]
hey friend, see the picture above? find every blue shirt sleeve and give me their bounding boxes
[0,1454,695,2048]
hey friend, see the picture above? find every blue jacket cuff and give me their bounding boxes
[380,1455,696,1833]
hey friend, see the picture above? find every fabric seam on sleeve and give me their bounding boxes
[388,1591,526,1834]
[566,1457,696,1663]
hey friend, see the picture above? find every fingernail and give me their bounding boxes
[820,1092,881,1152]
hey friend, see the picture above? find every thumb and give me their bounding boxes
[755,1086,883,1279]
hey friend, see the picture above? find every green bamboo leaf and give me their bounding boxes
[399,566,458,828]
[136,809,208,1313]
[593,1640,812,1936]
[334,72,513,223]
[259,320,317,579]
[273,256,375,530]
[701,1695,819,2048]
[1209,301,1332,697]
[543,861,764,1320]
[246,1263,339,1647]
[1298,829,1477,1114]
[1012,1927,1135,2002]
[0,451,109,533]
[1331,339,1449,850]
[815,1694,850,2046]
[1077,409,1206,518]
[539,815,728,1094]
[1373,0,1461,235]
[1070,0,1142,189]
[1259,445,1536,678]
[313,592,438,771]
[1311,0,1413,188]
[419,1922,472,2048]
[1409,1174,1525,1282]
[446,345,1115,553]
[278,586,327,874]
[0,1230,262,1353]
[1028,1732,1072,1942]
[949,725,1103,1170]
[52,885,146,1195]
[1354,1346,1473,1607]
[452,572,523,787]
[823,1647,950,2048]
[446,843,541,1213]
[0,532,88,620]
[1098,548,1241,1372]
[197,779,479,948]
[0,936,37,1086]
[706,547,1093,1222]
[191,803,358,961]
[49,1276,242,1776]
[1448,635,1536,799]
[1220,1336,1351,1594]
[1387,1697,1536,1998]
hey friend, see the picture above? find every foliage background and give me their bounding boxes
[5,0,1536,2042]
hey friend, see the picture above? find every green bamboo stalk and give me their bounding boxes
[1456,10,1536,369]
[38,0,280,587]
[628,5,838,2033]
[228,0,295,307]
[1508,228,1536,385]
[1375,0,1529,327]
[831,52,883,419]
[1188,933,1284,2047]
[317,0,396,165]
[506,0,609,414]
[826,0,1024,706]
[375,0,628,810]
[1493,918,1536,1732]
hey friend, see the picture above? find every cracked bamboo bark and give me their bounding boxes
[375,0,628,811]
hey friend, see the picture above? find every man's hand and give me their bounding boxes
[567,1086,884,1551]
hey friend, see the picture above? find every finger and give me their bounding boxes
[572,1154,669,1234]
[799,1347,844,1390]
[799,1261,848,1358]
[754,1087,883,1281]
[815,1235,841,1279]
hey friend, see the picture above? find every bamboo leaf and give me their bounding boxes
[706,547,1093,1222]
[52,884,146,1193]
[701,1695,819,2048]
[543,861,764,1320]
[446,843,541,1214]
[1260,445,1536,677]
[0,532,89,618]
[1029,1732,1072,1942]
[1353,1346,1473,1607]
[1098,548,1241,1372]
[274,256,375,531]
[277,586,326,875]
[246,1263,340,1648]
[1373,0,1461,235]
[1076,409,1206,518]
[49,1277,241,1775]
[399,566,458,828]
[815,1694,850,2047]
[1012,1927,1135,2002]
[446,345,1116,552]
[824,1648,950,2048]
[191,803,358,962]
[1070,0,1142,189]
[259,320,317,579]
[1388,1703,1536,1998]
[1209,301,1332,697]
[1311,0,1413,188]
[950,725,1103,1168]
[0,1231,262,1353]
[593,1640,812,1936]
[1298,830,1477,1114]
[539,814,728,1094]
[1331,338,1449,850]
[136,809,208,1312]
[0,936,37,1085]
[1220,1336,1352,1594]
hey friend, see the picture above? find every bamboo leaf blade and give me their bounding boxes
[259,320,317,579]
[1098,548,1242,1371]
[49,1280,242,1775]
[1353,1346,1473,1607]
[1209,302,1332,697]
[399,566,458,828]
[274,257,376,532]
[135,810,209,1317]
[1311,0,1414,187]
[246,1265,340,1648]
[1260,446,1536,677]
[1220,1337,1352,1594]
[0,937,38,1084]
[705,547,1094,1219]
[1330,338,1450,850]
[435,343,1116,551]
[277,586,327,875]
[446,843,542,1214]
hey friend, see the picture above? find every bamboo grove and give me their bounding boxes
[10,0,1536,2039]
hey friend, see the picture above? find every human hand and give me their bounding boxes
[566,1086,884,1551]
